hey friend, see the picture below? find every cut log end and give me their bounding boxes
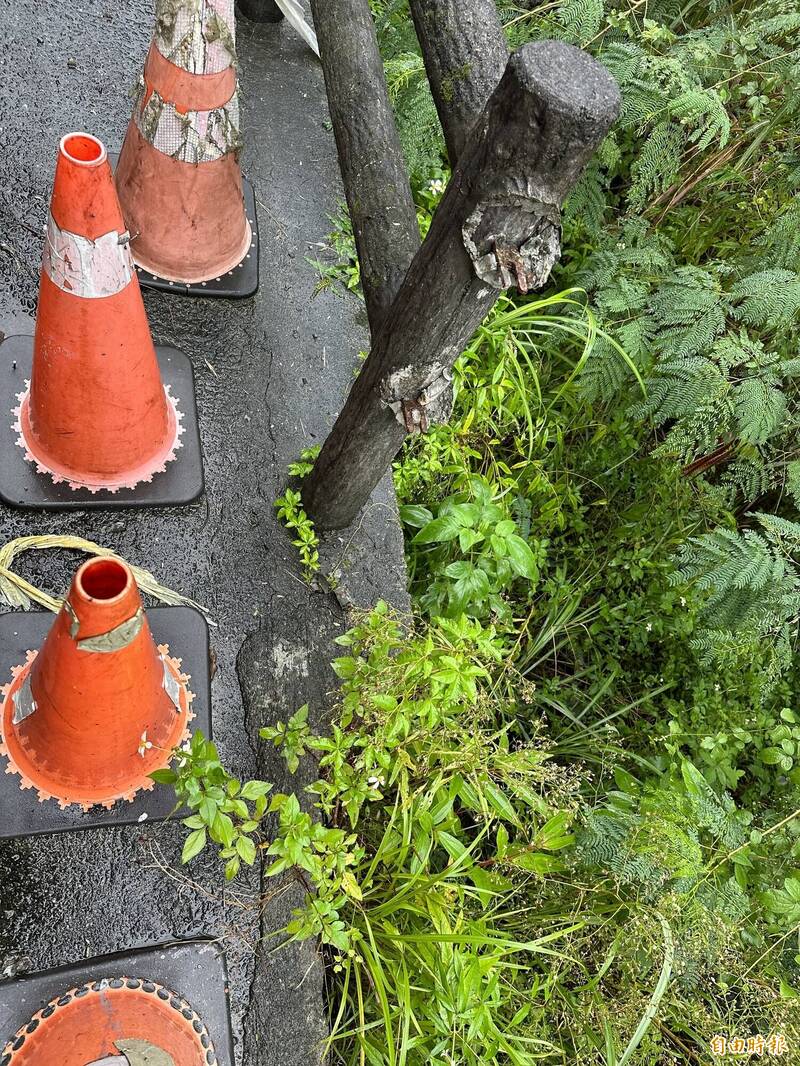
[512,40,622,131]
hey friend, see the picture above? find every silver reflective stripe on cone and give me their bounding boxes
[42,213,134,298]
[75,609,145,653]
[11,671,37,725]
[134,85,241,163]
[162,656,183,710]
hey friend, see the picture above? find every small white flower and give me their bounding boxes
[714,683,720,692]
[680,597,687,607]
[428,178,446,195]
[645,622,652,632]
[138,730,153,757]
[367,775,385,789]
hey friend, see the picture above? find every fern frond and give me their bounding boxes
[731,269,800,332]
[669,88,731,151]
[650,267,728,358]
[627,122,684,211]
[555,0,604,43]
[733,378,787,444]
[756,203,800,269]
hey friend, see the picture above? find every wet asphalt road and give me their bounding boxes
[0,1,387,1059]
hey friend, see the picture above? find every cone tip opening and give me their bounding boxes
[76,557,132,603]
[59,132,108,168]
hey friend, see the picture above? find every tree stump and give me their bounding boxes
[304,41,621,530]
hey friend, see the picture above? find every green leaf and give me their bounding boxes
[181,828,207,864]
[236,836,257,866]
[399,504,433,529]
[505,534,539,580]
[240,779,272,801]
[484,780,519,825]
[212,811,235,848]
[760,747,785,765]
[538,811,575,850]
[200,796,218,826]
[413,514,462,543]
[444,561,474,579]
[149,768,177,785]
[458,528,484,552]
[447,503,481,527]
[225,858,241,881]
[341,869,363,901]
[449,565,491,613]
[510,851,561,874]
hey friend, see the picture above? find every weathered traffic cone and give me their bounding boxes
[2,976,214,1065]
[0,556,193,811]
[115,0,252,285]
[16,132,183,493]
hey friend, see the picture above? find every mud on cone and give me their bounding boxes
[116,0,252,284]
[16,133,183,494]
[0,557,194,811]
[2,976,215,1065]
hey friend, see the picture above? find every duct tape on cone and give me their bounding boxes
[154,0,237,75]
[1,977,217,1065]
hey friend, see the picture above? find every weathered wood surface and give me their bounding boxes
[409,0,509,165]
[309,0,420,336]
[304,41,621,530]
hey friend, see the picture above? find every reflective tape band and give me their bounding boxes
[11,672,37,726]
[154,0,236,75]
[76,608,144,653]
[134,81,241,163]
[64,601,80,639]
[43,213,134,299]
[162,656,183,711]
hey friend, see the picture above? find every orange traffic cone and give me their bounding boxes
[115,0,252,285]
[16,132,183,493]
[2,976,214,1065]
[0,556,193,811]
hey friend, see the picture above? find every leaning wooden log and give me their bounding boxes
[409,0,509,165]
[304,41,621,530]
[309,0,421,335]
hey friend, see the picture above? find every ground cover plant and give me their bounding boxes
[171,1,800,1061]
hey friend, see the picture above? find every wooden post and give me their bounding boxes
[304,41,620,530]
[409,0,509,165]
[237,0,284,22]
[309,0,421,335]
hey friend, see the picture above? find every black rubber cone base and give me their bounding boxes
[110,152,259,299]
[0,334,203,510]
[0,939,234,1066]
[0,606,211,839]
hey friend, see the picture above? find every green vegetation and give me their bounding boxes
[274,447,323,579]
[171,1,800,1061]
